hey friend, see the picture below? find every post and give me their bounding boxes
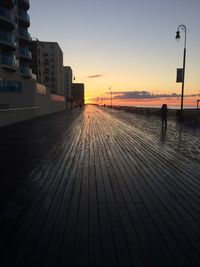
[109,87,112,108]
[175,24,187,120]
[197,100,200,109]
[110,88,112,108]
[181,47,186,113]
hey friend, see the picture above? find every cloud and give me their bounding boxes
[107,91,200,100]
[87,74,106,79]
[88,91,200,103]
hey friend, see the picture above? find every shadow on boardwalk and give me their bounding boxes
[0,105,200,266]
[0,109,82,211]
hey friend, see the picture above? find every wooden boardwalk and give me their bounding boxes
[1,105,200,266]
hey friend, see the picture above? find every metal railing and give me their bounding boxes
[0,30,16,46]
[19,47,32,59]
[20,65,32,76]
[18,28,31,41]
[18,9,30,22]
[0,7,16,24]
[0,54,18,68]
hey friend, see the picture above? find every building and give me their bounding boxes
[63,66,73,108]
[0,0,35,109]
[71,83,85,106]
[30,40,64,96]
[0,0,66,126]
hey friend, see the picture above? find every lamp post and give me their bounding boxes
[109,86,112,108]
[175,24,187,118]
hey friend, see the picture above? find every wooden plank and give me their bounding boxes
[93,124,118,267]
[1,105,200,266]
[98,122,172,266]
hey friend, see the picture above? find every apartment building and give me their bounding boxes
[71,83,85,106]
[63,66,72,100]
[0,0,35,109]
[0,0,66,126]
[30,40,64,96]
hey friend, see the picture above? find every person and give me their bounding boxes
[161,104,168,130]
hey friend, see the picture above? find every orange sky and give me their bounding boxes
[30,0,200,109]
[86,95,200,108]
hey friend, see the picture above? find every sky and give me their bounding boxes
[29,0,200,107]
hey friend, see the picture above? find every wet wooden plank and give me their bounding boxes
[1,105,200,266]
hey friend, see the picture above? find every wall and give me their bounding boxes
[0,82,66,127]
[0,107,39,127]
[34,83,51,116]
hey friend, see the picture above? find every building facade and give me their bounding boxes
[0,0,66,126]
[71,83,85,106]
[0,0,34,109]
[63,66,72,101]
[30,40,64,96]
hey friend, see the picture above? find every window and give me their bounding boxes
[44,76,49,82]
[0,81,22,92]
[44,59,49,65]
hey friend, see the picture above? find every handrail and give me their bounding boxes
[0,7,15,23]
[0,30,16,46]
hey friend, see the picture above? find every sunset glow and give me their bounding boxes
[29,0,200,109]
[87,95,200,108]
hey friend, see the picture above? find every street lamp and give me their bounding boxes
[175,24,187,118]
[109,86,112,108]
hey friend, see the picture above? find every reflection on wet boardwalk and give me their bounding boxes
[1,105,200,266]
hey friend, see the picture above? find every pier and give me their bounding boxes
[0,105,200,266]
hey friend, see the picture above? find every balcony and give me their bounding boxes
[0,0,15,9]
[0,31,16,50]
[0,7,16,31]
[18,28,31,43]
[0,54,18,71]
[19,47,32,60]
[18,0,30,11]
[18,9,30,27]
[20,65,32,78]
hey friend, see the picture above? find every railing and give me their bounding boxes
[19,0,30,8]
[20,65,32,77]
[0,54,18,68]
[19,47,32,59]
[19,28,31,41]
[0,30,16,46]
[18,9,30,22]
[0,107,39,127]
[197,100,200,109]
[1,0,15,9]
[181,109,200,124]
[0,7,15,24]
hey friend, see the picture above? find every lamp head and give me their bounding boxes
[176,30,180,41]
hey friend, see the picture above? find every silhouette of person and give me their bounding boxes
[161,104,168,130]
